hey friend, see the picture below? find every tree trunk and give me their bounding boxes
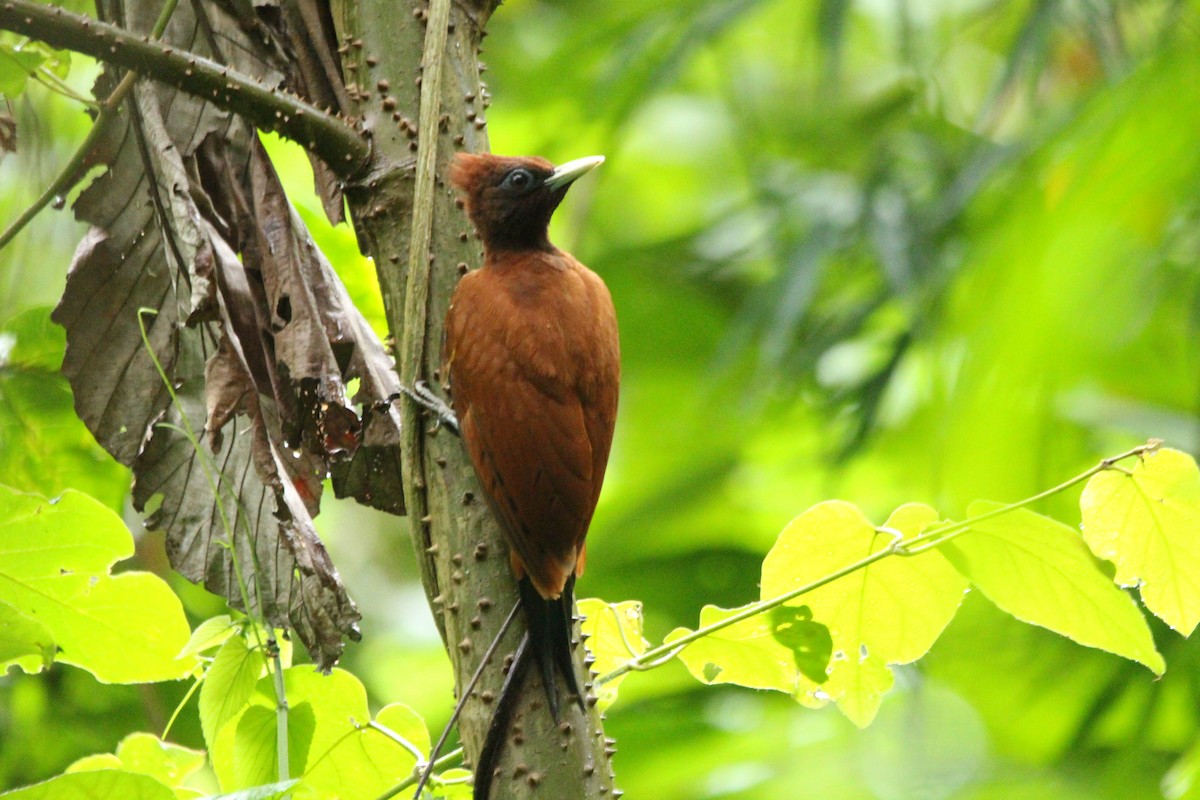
[335,1,619,796]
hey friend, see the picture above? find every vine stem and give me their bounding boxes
[366,721,425,763]
[0,0,368,176]
[896,439,1159,555]
[397,0,450,441]
[0,0,179,251]
[269,635,290,787]
[596,440,1161,686]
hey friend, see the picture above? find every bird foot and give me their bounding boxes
[392,381,460,435]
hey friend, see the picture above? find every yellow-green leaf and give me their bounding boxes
[200,636,265,752]
[373,702,431,760]
[65,733,204,799]
[211,667,423,800]
[579,598,649,709]
[66,754,123,773]
[1080,447,1200,635]
[665,602,831,699]
[0,598,55,674]
[301,700,429,800]
[115,734,205,790]
[0,770,176,799]
[942,502,1164,673]
[179,616,237,659]
[430,768,473,799]
[200,781,296,800]
[760,501,967,726]
[0,486,197,682]
[232,704,314,792]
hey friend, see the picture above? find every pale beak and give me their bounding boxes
[544,155,605,190]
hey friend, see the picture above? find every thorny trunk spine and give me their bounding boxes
[334,0,618,797]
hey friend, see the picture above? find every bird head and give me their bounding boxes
[450,153,604,252]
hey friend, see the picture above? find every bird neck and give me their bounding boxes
[481,229,555,255]
[485,245,567,273]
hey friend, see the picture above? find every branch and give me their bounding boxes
[0,0,369,177]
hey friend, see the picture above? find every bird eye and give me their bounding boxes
[501,168,535,192]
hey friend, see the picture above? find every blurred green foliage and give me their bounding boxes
[3,0,1200,798]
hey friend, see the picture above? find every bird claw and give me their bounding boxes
[396,381,460,435]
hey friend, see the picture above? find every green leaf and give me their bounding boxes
[0,597,55,673]
[767,604,833,684]
[665,602,830,694]
[0,44,43,98]
[232,703,315,791]
[759,501,967,726]
[1080,447,1200,635]
[211,667,419,799]
[66,733,204,799]
[115,733,206,789]
[373,702,431,759]
[941,502,1164,673]
[200,636,265,751]
[578,598,649,709]
[0,308,129,510]
[0,486,197,682]
[66,755,124,773]
[179,616,237,659]
[26,42,70,79]
[199,781,298,800]
[301,700,428,800]
[0,770,176,800]
[429,768,473,799]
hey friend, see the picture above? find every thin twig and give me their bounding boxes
[34,69,99,107]
[413,600,522,799]
[0,0,368,176]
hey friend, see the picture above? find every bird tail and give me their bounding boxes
[473,576,586,800]
[520,573,585,719]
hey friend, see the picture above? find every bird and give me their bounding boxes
[442,152,619,799]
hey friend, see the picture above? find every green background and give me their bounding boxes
[3,0,1200,798]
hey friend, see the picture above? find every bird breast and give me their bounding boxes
[482,251,613,398]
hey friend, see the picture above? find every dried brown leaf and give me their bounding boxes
[52,1,398,669]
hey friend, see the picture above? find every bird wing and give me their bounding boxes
[445,271,602,599]
[577,267,620,513]
[574,267,620,577]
